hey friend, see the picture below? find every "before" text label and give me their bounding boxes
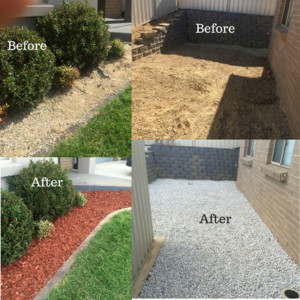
[196,23,235,34]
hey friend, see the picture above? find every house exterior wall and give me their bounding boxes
[0,158,58,190]
[105,0,121,18]
[59,158,73,171]
[178,0,277,16]
[236,140,300,265]
[132,0,177,26]
[132,140,154,283]
[268,0,300,137]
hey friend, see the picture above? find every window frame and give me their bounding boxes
[271,140,294,168]
[281,0,295,28]
[246,140,255,157]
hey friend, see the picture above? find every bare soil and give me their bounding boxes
[132,43,292,139]
[0,45,131,156]
[1,190,131,300]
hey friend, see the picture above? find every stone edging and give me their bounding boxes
[33,207,132,300]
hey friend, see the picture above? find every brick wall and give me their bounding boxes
[105,0,121,18]
[187,10,273,48]
[132,11,187,61]
[145,151,157,183]
[236,140,300,265]
[59,158,73,171]
[147,144,239,182]
[268,0,300,138]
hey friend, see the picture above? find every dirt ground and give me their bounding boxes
[132,43,292,139]
[0,45,131,156]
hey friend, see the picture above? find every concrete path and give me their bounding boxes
[106,18,131,42]
[69,161,131,191]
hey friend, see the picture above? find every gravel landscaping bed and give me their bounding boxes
[139,179,300,298]
[0,45,131,156]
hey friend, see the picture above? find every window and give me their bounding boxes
[246,140,255,157]
[282,0,295,27]
[272,140,295,167]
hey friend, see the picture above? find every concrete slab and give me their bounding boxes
[105,18,131,43]
[68,161,131,191]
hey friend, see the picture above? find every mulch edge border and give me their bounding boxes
[33,207,132,300]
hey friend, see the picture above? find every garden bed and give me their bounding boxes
[1,190,131,300]
[132,43,292,139]
[139,179,300,298]
[0,45,131,156]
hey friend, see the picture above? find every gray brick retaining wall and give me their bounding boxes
[132,9,273,60]
[186,9,273,48]
[147,145,240,182]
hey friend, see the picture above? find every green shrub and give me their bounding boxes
[109,39,125,58]
[7,160,76,222]
[36,220,55,239]
[53,66,80,89]
[1,190,34,265]
[74,192,87,207]
[0,26,56,109]
[37,1,110,70]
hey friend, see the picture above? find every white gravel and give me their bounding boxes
[139,179,300,299]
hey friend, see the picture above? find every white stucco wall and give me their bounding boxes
[0,158,58,190]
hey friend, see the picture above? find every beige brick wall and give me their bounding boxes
[268,0,300,137]
[236,140,299,265]
[105,0,121,18]
[59,158,73,171]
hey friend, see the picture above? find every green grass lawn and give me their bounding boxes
[50,86,131,157]
[47,210,131,300]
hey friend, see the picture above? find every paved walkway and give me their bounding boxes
[106,18,131,42]
[139,179,300,298]
[69,161,131,191]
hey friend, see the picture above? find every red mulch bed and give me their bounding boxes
[1,190,131,300]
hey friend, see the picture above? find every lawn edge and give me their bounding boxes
[32,80,131,157]
[33,207,132,300]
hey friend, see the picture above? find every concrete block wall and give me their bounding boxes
[268,0,300,138]
[145,151,157,183]
[236,140,300,265]
[132,10,187,61]
[187,10,273,48]
[147,144,239,182]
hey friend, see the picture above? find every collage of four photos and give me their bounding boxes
[0,0,299,299]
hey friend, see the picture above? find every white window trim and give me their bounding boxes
[271,140,292,168]
[246,140,255,157]
[281,0,295,28]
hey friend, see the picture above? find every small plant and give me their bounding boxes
[36,220,55,239]
[0,26,56,109]
[1,190,34,265]
[7,160,76,222]
[0,102,8,124]
[74,192,87,207]
[37,1,110,69]
[53,66,80,89]
[109,39,125,58]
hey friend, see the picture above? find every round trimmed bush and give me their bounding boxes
[53,66,80,89]
[74,192,87,207]
[0,26,56,109]
[109,38,125,58]
[36,220,55,239]
[36,1,110,70]
[7,160,76,222]
[1,190,34,265]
